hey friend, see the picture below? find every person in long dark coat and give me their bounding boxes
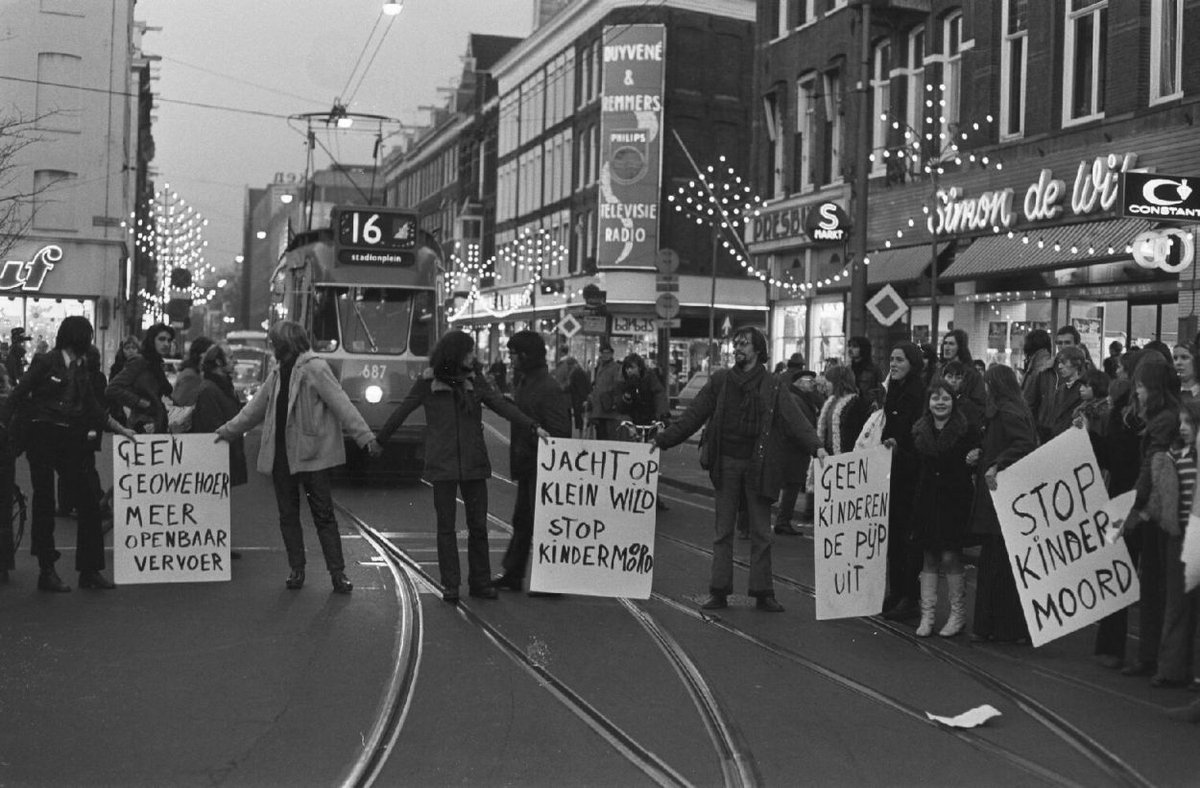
[910,377,980,637]
[494,331,571,592]
[190,345,247,560]
[881,342,927,621]
[376,330,542,603]
[969,364,1038,643]
[848,335,884,407]
[106,323,175,434]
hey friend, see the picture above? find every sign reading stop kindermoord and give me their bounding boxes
[113,434,232,584]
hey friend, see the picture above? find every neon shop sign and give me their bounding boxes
[929,152,1140,237]
[0,245,60,291]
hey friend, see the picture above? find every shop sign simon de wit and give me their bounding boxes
[1,244,61,292]
[928,152,1143,237]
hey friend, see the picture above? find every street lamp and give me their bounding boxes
[382,1,403,15]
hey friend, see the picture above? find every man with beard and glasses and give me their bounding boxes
[492,331,571,594]
[654,327,824,612]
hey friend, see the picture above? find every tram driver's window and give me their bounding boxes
[410,291,435,357]
[311,287,340,352]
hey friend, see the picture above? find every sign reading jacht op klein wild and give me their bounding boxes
[597,24,665,269]
[529,437,657,598]
[113,435,232,584]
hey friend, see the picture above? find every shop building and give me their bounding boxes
[753,0,1200,372]
[452,0,761,387]
[0,1,152,361]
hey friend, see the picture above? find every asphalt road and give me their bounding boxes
[0,423,1197,787]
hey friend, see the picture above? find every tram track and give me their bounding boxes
[334,499,695,788]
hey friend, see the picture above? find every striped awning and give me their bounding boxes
[940,218,1154,282]
[865,244,943,286]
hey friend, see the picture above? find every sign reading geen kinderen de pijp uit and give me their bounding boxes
[813,445,891,620]
[529,437,658,598]
[991,428,1139,647]
[113,435,232,584]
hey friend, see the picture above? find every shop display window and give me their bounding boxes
[24,297,94,354]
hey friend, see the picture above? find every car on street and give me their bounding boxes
[227,344,272,403]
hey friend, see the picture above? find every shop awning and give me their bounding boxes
[940,218,1154,282]
[866,244,941,286]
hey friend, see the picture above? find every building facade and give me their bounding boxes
[754,0,1200,372]
[0,0,150,362]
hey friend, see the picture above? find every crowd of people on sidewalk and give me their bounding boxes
[4,314,1200,722]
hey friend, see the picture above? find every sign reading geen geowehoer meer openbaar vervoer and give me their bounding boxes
[113,435,231,584]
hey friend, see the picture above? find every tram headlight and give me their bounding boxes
[364,384,384,404]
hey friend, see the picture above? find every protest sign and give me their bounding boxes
[113,434,232,584]
[529,437,657,598]
[1184,514,1200,593]
[813,445,891,620]
[991,428,1139,647]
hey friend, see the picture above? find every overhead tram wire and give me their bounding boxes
[338,10,385,109]
[159,55,322,105]
[345,13,399,107]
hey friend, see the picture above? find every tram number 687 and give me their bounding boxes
[361,364,387,380]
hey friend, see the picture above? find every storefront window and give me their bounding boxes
[1068,301,1104,363]
[773,302,807,367]
[811,298,844,370]
[25,297,95,354]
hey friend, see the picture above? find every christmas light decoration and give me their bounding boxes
[128,184,216,324]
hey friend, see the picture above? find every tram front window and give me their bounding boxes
[313,286,424,355]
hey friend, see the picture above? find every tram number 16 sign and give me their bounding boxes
[333,206,418,266]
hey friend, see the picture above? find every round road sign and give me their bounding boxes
[655,292,680,319]
[655,248,680,275]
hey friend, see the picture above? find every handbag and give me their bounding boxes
[164,396,194,434]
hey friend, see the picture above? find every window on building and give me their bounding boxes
[1000,0,1028,138]
[821,70,843,186]
[763,92,785,197]
[795,74,817,192]
[32,169,77,230]
[36,52,81,132]
[903,26,926,169]
[796,0,816,26]
[1064,0,1107,124]
[824,0,848,13]
[775,0,788,38]
[939,12,963,152]
[1150,0,1183,104]
[871,40,891,176]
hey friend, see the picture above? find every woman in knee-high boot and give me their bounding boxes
[910,377,979,637]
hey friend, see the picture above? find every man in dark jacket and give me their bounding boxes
[564,356,591,436]
[5,327,30,385]
[775,354,822,535]
[494,331,572,592]
[848,336,884,407]
[655,327,823,612]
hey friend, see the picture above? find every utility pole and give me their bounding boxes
[848,0,872,338]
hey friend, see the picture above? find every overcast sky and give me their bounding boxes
[137,0,533,271]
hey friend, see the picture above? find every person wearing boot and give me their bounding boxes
[880,342,927,621]
[493,330,571,593]
[909,377,980,637]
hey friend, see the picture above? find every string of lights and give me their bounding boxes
[125,184,217,322]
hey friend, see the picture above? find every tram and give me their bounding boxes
[274,205,442,476]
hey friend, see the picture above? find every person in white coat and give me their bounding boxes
[216,320,381,593]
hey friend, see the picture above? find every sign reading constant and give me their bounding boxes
[113,435,232,584]
[813,446,891,620]
[597,24,665,269]
[529,437,658,598]
[991,428,1139,647]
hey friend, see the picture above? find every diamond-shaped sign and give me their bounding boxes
[555,314,582,338]
[866,284,908,327]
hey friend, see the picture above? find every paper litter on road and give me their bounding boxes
[925,704,1002,728]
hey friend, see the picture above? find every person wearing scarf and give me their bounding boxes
[106,322,176,434]
[376,330,545,603]
[656,327,823,613]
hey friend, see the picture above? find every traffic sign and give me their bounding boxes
[866,284,908,327]
[655,275,679,292]
[655,248,680,275]
[1121,171,1200,220]
[555,314,582,338]
[654,318,681,329]
[654,292,680,319]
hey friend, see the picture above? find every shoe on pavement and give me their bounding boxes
[230,550,243,560]
[756,596,785,613]
[78,570,115,590]
[442,588,460,603]
[1167,702,1200,723]
[773,523,804,536]
[699,594,727,610]
[492,573,523,591]
[1151,676,1190,689]
[469,585,499,600]
[285,568,305,590]
[1094,654,1123,670]
[882,597,918,621]
[331,572,353,594]
[527,590,562,598]
[37,569,70,593]
[1121,660,1156,677]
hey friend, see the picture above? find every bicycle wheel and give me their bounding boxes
[11,485,26,552]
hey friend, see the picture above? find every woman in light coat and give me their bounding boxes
[217,321,381,594]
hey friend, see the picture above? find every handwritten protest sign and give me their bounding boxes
[1184,514,1200,592]
[113,435,232,584]
[529,437,657,598]
[813,445,891,620]
[991,428,1139,647]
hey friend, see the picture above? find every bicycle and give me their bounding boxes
[616,420,665,443]
[11,484,26,551]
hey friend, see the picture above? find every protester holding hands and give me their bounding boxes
[216,320,382,595]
